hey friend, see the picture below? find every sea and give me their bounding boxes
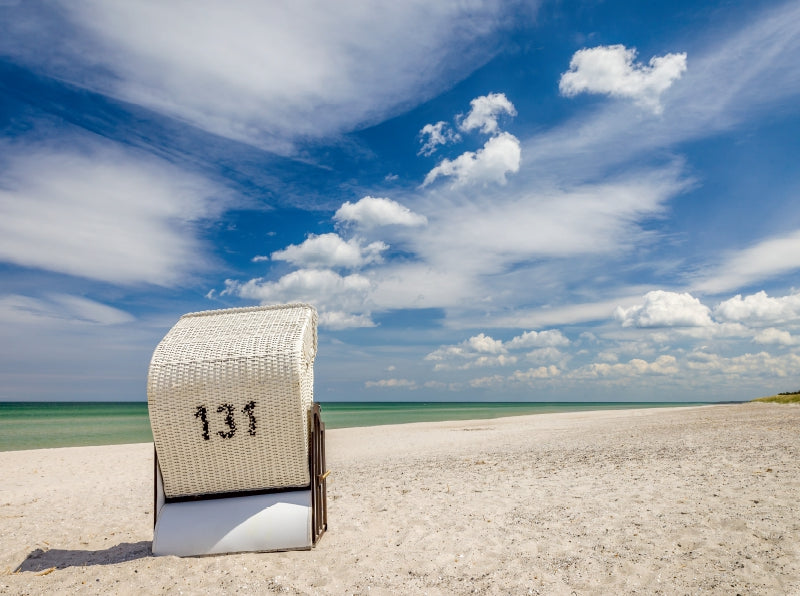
[0,400,712,452]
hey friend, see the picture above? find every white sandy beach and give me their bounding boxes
[1,403,798,595]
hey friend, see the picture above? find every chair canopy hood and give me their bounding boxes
[148,304,317,499]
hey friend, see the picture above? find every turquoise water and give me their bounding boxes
[318,401,709,429]
[0,402,153,452]
[0,401,712,452]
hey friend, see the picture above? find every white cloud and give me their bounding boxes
[573,354,679,379]
[525,347,567,365]
[365,378,418,389]
[426,332,517,370]
[485,298,643,329]
[458,92,517,134]
[364,166,681,325]
[319,311,376,330]
[467,333,507,354]
[686,351,800,378]
[696,231,800,294]
[424,332,507,362]
[510,365,561,382]
[270,233,387,269]
[0,139,225,286]
[418,121,460,156]
[223,268,374,327]
[425,329,570,371]
[426,333,502,366]
[334,196,427,229]
[469,365,561,388]
[1,1,518,152]
[422,131,521,187]
[411,167,685,286]
[714,290,800,324]
[753,328,795,345]
[507,329,569,349]
[614,291,713,328]
[0,294,135,326]
[469,375,505,388]
[559,44,687,114]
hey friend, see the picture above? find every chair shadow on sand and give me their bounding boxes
[14,541,152,573]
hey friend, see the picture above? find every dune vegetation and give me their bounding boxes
[752,391,800,404]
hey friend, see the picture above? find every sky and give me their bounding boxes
[1,0,799,402]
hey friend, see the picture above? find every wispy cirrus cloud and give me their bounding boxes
[0,0,527,153]
[693,230,800,294]
[0,294,135,326]
[418,121,460,156]
[0,137,228,286]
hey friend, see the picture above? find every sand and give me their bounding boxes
[1,403,798,595]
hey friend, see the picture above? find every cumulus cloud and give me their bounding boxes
[418,121,460,156]
[270,233,387,269]
[753,328,795,345]
[469,365,560,388]
[575,355,679,378]
[686,351,800,378]
[714,290,800,324]
[467,333,507,354]
[425,329,569,371]
[222,268,374,327]
[507,329,570,349]
[425,332,512,370]
[458,92,517,134]
[614,291,713,328]
[425,332,505,362]
[0,139,225,286]
[334,196,427,229]
[559,44,687,114]
[525,347,567,365]
[422,131,521,187]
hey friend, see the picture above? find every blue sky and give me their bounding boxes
[1,0,799,402]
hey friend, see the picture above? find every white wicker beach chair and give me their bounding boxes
[147,304,327,556]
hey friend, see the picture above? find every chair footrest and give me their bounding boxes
[152,490,312,556]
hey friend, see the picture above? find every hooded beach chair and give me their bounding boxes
[147,304,327,556]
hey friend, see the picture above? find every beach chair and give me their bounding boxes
[147,304,328,556]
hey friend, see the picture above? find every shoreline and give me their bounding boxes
[2,403,798,594]
[1,400,725,452]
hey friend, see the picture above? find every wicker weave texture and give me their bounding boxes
[148,304,317,499]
